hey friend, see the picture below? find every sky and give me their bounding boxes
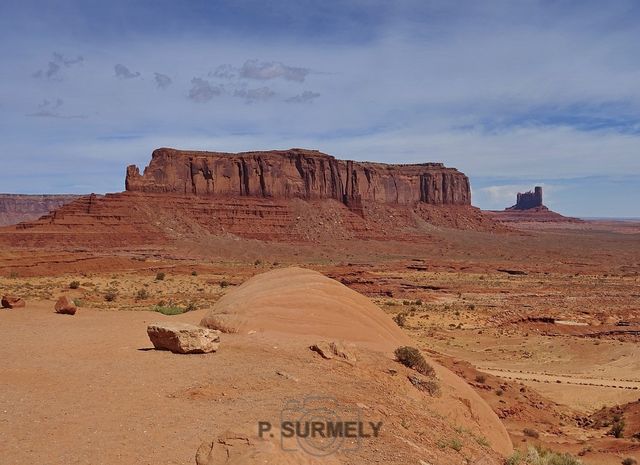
[0,0,638,217]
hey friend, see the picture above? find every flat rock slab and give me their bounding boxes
[147,322,220,354]
[2,295,25,309]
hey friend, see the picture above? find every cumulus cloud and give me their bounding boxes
[210,64,236,79]
[233,87,275,103]
[188,78,222,102]
[27,99,86,119]
[33,52,84,80]
[154,72,172,89]
[114,64,140,79]
[239,60,309,82]
[286,90,320,103]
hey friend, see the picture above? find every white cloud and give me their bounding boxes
[239,60,310,82]
[114,64,140,79]
[188,77,222,102]
[154,72,172,89]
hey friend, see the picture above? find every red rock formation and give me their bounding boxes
[0,148,502,250]
[126,148,471,211]
[0,194,81,227]
[507,186,543,210]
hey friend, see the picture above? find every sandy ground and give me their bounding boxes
[1,218,640,464]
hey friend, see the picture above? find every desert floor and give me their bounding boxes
[1,219,639,464]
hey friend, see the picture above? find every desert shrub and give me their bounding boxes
[9,271,18,278]
[448,438,462,451]
[155,272,166,281]
[408,374,441,396]
[254,259,262,266]
[414,299,423,305]
[609,420,625,438]
[508,446,582,465]
[523,428,540,439]
[184,301,197,312]
[191,270,198,276]
[496,389,504,396]
[220,280,229,288]
[104,290,117,302]
[73,298,83,307]
[152,304,184,315]
[69,280,80,289]
[393,312,407,327]
[475,435,490,447]
[136,289,150,300]
[394,346,435,378]
[622,458,637,465]
[475,374,487,384]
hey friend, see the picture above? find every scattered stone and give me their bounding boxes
[147,322,220,354]
[497,269,527,276]
[1,295,25,309]
[54,296,77,315]
[310,340,357,363]
[275,370,299,382]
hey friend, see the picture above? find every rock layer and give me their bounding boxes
[0,194,81,227]
[126,148,471,211]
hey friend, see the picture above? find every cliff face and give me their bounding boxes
[0,194,82,227]
[126,148,471,210]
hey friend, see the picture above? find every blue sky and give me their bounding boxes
[0,0,639,217]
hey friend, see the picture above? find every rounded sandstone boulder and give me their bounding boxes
[55,296,77,315]
[2,295,26,309]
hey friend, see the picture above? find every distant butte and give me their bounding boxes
[489,186,581,223]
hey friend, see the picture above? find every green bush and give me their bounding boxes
[152,304,184,315]
[191,270,198,276]
[69,280,80,289]
[220,280,230,288]
[394,346,435,378]
[155,272,166,281]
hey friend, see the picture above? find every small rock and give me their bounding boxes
[147,322,220,354]
[310,340,356,363]
[1,295,25,309]
[276,370,299,382]
[54,296,77,315]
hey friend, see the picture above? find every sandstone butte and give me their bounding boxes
[125,147,472,211]
[0,147,501,248]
